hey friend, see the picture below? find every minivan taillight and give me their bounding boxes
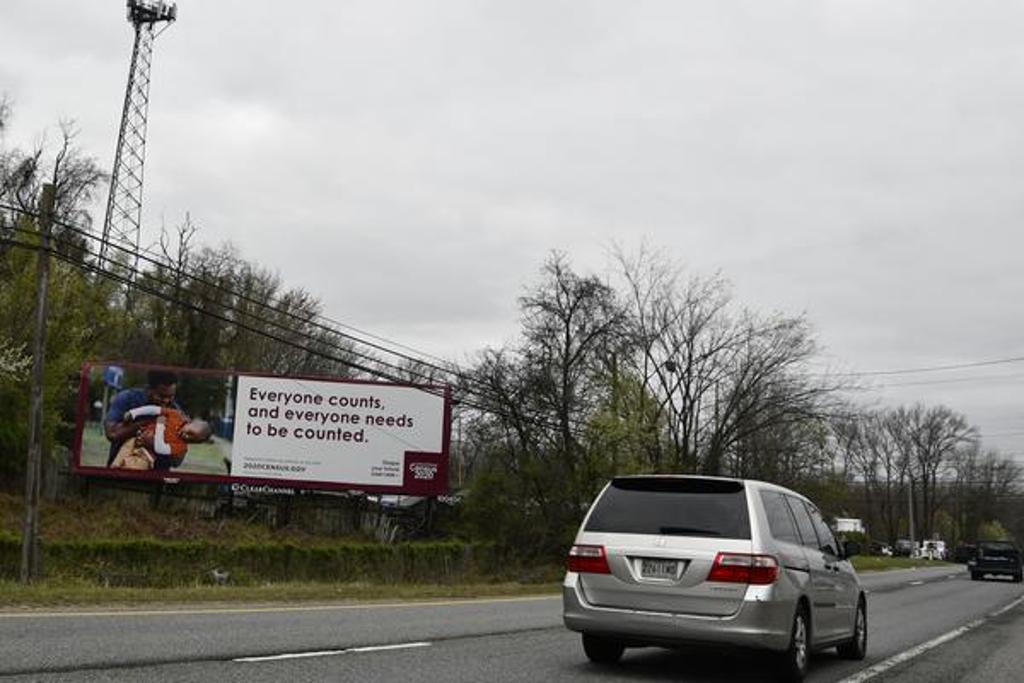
[567,544,611,574]
[707,552,779,585]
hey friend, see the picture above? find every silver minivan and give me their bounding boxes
[563,475,866,681]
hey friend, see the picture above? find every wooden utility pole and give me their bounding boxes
[20,183,55,583]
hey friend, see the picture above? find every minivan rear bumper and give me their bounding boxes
[562,573,793,652]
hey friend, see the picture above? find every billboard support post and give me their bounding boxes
[21,183,55,584]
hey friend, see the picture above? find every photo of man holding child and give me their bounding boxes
[104,369,213,471]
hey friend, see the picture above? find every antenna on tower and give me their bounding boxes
[99,0,177,273]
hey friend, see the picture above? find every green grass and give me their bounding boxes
[0,579,560,609]
[851,556,957,572]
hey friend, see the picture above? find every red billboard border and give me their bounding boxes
[73,360,453,495]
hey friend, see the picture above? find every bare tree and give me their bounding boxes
[0,114,104,260]
[833,409,912,544]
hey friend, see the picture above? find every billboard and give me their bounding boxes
[73,362,451,495]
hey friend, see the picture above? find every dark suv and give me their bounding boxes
[969,541,1023,582]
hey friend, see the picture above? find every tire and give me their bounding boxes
[836,598,867,660]
[581,633,624,664]
[1014,572,1023,584]
[970,572,980,581]
[777,606,810,682]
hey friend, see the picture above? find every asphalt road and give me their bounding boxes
[1,565,1020,682]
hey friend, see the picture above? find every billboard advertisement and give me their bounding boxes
[73,362,451,495]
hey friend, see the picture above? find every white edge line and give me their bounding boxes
[838,596,1024,683]
[235,641,430,663]
[990,596,1024,618]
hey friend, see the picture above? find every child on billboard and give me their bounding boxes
[111,406,211,470]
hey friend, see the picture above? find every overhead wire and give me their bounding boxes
[2,202,502,399]
[2,224,442,391]
[835,356,1024,378]
[1,201,488,391]
[0,222,591,435]
[872,373,1024,389]
[9,201,1023,442]
[2,204,621,436]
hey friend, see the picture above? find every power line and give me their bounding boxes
[2,229,428,391]
[3,201,480,388]
[0,228,592,436]
[838,356,1024,378]
[3,204,617,436]
[2,202,483,390]
[873,373,1024,389]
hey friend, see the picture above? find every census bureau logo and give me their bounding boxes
[409,462,438,480]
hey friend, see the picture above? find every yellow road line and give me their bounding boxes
[0,594,558,620]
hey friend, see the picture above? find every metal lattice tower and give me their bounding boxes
[100,0,177,271]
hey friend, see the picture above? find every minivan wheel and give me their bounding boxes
[778,606,810,681]
[581,633,625,664]
[837,598,867,660]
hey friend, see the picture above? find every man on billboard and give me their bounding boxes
[104,369,210,471]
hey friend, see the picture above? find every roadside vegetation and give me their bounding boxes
[850,556,955,573]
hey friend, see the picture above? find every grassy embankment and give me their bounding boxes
[0,492,560,608]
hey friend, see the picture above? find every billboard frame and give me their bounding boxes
[72,360,453,494]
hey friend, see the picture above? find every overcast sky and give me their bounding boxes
[2,1,1022,460]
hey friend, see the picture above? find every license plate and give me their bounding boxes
[640,558,679,579]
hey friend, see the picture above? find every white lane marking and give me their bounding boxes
[909,580,925,586]
[235,641,430,663]
[838,595,1024,683]
[349,642,431,653]
[0,595,556,620]
[235,649,348,662]
[990,595,1024,618]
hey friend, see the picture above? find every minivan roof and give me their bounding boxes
[611,474,812,502]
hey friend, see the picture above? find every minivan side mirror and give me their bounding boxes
[843,540,861,558]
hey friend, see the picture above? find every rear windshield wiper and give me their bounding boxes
[658,526,722,536]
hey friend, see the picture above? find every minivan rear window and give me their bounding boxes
[583,478,751,539]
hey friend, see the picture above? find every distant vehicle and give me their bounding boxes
[893,539,914,557]
[969,541,1023,582]
[834,517,865,534]
[920,540,947,561]
[953,544,977,564]
[563,475,867,681]
[869,542,893,557]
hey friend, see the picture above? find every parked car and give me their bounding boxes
[869,541,893,557]
[920,540,947,561]
[563,476,867,681]
[893,539,914,557]
[969,541,1023,582]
